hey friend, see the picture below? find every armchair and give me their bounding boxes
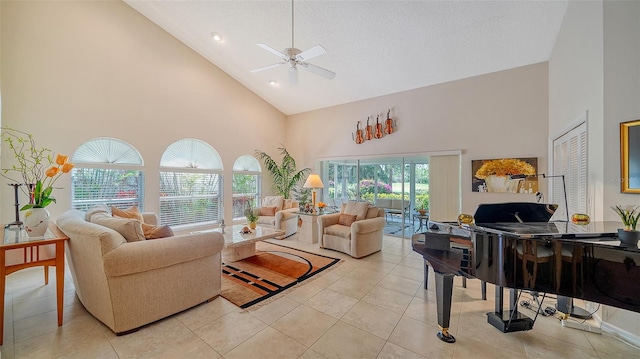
[254,195,299,239]
[318,201,386,258]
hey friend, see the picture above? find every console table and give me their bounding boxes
[0,223,69,345]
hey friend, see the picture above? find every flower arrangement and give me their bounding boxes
[1,127,74,209]
[474,158,536,179]
[317,202,327,209]
[611,205,640,231]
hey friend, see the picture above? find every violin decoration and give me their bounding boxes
[354,121,365,144]
[364,117,374,141]
[374,115,383,139]
[384,109,394,135]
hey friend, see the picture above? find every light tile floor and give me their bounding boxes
[1,234,639,358]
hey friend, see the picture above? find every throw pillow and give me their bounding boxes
[344,201,369,221]
[111,205,144,223]
[141,223,175,239]
[338,213,358,227]
[260,206,277,216]
[262,196,284,211]
[283,199,294,210]
[90,212,146,242]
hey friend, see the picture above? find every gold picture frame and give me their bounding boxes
[620,119,640,193]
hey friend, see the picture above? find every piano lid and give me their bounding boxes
[473,202,558,223]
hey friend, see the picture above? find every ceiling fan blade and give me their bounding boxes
[250,63,285,73]
[295,45,327,62]
[256,43,287,59]
[289,67,298,86]
[299,62,336,80]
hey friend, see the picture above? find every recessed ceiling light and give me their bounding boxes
[211,32,223,42]
[269,80,279,87]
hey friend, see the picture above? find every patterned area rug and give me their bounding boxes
[221,241,341,308]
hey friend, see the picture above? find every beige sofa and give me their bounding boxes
[254,196,299,238]
[318,201,386,258]
[56,209,224,334]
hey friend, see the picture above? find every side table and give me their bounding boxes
[0,223,69,345]
[413,213,430,233]
[297,212,324,244]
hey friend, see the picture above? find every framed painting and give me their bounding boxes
[620,119,640,193]
[472,157,538,193]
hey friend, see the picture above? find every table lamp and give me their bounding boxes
[303,174,324,211]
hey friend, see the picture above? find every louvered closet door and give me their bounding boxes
[552,122,587,221]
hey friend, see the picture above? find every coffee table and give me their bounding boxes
[197,225,285,262]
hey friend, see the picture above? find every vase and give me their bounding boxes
[484,175,522,193]
[617,229,640,247]
[23,207,50,238]
[249,221,257,229]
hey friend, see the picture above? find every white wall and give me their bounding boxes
[0,0,287,224]
[287,63,550,215]
[549,0,640,343]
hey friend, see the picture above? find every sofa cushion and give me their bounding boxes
[85,204,110,221]
[344,201,369,221]
[376,198,392,209]
[111,205,144,222]
[257,216,275,226]
[283,199,295,209]
[141,223,175,239]
[262,196,284,211]
[324,224,351,239]
[260,206,277,216]
[91,212,146,242]
[338,213,358,227]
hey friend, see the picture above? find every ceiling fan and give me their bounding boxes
[250,0,336,86]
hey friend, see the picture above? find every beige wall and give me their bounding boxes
[287,63,550,215]
[549,0,640,344]
[0,0,287,224]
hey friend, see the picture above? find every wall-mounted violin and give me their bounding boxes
[384,109,394,135]
[364,117,374,141]
[374,115,383,139]
[354,121,364,144]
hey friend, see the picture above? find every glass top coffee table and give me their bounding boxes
[196,225,285,262]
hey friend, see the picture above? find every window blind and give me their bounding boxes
[71,168,144,211]
[552,122,587,220]
[159,171,222,227]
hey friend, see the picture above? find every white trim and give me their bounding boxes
[600,321,640,348]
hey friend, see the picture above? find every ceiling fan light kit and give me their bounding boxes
[353,109,396,144]
[250,0,335,85]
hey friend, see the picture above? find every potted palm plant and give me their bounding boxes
[254,146,310,199]
[612,205,640,246]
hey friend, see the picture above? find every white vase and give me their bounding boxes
[23,207,50,237]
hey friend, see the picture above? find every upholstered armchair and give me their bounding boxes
[318,201,386,258]
[254,195,299,239]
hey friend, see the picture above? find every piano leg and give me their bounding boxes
[424,262,429,290]
[435,271,456,343]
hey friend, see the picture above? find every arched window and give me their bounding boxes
[71,138,145,211]
[232,155,261,220]
[160,139,223,227]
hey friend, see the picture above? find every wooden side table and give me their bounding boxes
[0,223,69,345]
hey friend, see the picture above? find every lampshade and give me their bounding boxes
[303,174,324,189]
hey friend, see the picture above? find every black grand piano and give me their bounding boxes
[412,202,640,343]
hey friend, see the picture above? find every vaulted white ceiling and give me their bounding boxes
[124,0,568,115]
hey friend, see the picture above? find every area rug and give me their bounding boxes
[221,241,341,308]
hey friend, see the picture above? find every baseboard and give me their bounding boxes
[600,321,640,348]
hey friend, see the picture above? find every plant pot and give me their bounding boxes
[23,207,50,237]
[249,221,257,229]
[617,229,640,247]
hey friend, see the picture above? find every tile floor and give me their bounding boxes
[1,234,639,358]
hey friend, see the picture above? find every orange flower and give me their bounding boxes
[45,166,59,177]
[61,162,74,173]
[55,154,68,165]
